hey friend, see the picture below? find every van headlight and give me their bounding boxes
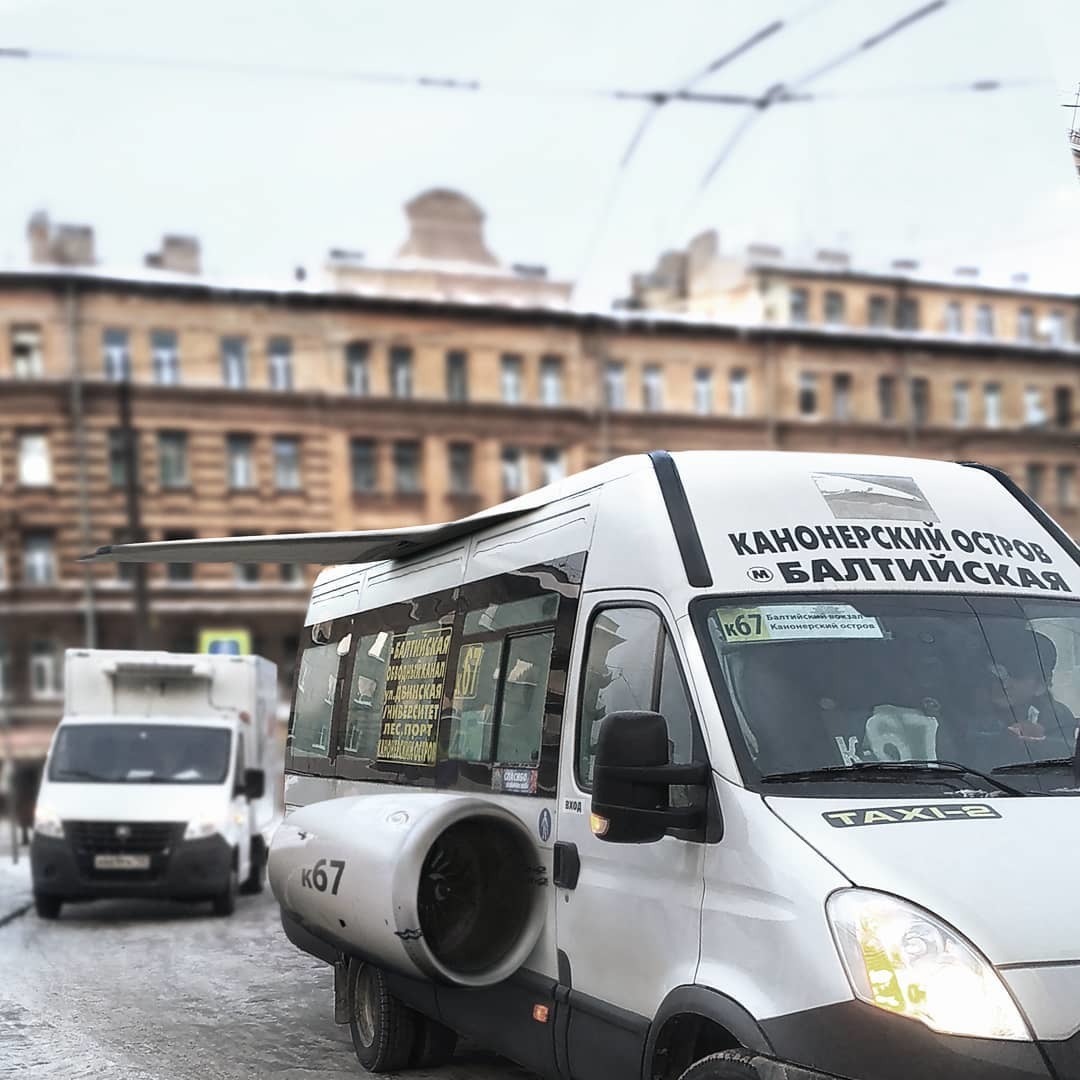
[33,807,64,838]
[826,889,1028,1040]
[183,820,221,840]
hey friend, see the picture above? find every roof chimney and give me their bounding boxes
[144,234,200,275]
[815,248,850,268]
[27,211,96,266]
[1011,271,1030,286]
[747,242,783,264]
[955,266,980,279]
[892,258,920,272]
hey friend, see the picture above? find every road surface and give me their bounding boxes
[0,884,528,1080]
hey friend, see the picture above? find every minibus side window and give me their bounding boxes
[341,630,393,760]
[287,618,350,774]
[578,606,698,804]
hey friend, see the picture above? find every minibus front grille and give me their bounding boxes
[63,820,185,880]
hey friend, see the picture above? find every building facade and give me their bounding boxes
[1,196,1077,760]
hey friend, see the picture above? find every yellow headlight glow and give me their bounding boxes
[827,889,1027,1041]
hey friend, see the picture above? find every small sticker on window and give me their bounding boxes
[492,766,538,795]
[715,604,883,643]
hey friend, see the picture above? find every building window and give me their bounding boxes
[984,383,1002,428]
[269,337,293,391]
[17,432,51,486]
[151,330,180,385]
[273,436,302,491]
[1057,465,1076,509]
[108,428,129,488]
[111,527,134,583]
[346,341,370,396]
[393,441,421,494]
[952,382,970,427]
[448,442,473,496]
[897,297,920,331]
[11,325,43,378]
[164,530,195,583]
[729,369,749,417]
[0,549,6,590]
[500,354,523,404]
[158,431,188,489]
[233,531,259,585]
[23,532,55,585]
[789,287,809,325]
[1024,386,1046,427]
[539,446,565,487]
[604,362,626,409]
[1026,464,1046,502]
[694,368,714,415]
[0,639,8,699]
[1047,311,1067,345]
[1017,307,1035,343]
[30,641,60,699]
[868,295,890,328]
[221,337,247,389]
[798,372,818,417]
[540,355,563,406]
[103,328,131,382]
[824,291,845,325]
[975,304,994,338]
[911,377,930,427]
[390,346,413,399]
[350,439,376,494]
[945,301,963,335]
[226,433,255,490]
[878,375,897,421]
[642,364,664,411]
[501,446,524,496]
[281,563,303,587]
[832,374,852,421]
[1054,386,1073,429]
[446,351,468,402]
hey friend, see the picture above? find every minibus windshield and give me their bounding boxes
[49,724,232,784]
[695,594,1080,796]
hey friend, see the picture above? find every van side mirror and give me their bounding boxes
[591,711,709,844]
[241,768,265,801]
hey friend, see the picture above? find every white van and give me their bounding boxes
[31,649,279,919]
[89,452,1080,1080]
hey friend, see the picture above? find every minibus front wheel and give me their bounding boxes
[677,1050,763,1079]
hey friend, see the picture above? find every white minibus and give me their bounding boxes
[89,451,1080,1080]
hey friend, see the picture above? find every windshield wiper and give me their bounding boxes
[761,759,1024,797]
[993,757,1077,776]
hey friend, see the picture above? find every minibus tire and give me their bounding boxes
[347,960,417,1073]
[239,837,265,895]
[34,894,62,920]
[409,1015,457,1068]
[212,868,239,917]
[677,1050,761,1079]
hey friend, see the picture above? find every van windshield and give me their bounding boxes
[48,724,232,784]
[694,594,1080,796]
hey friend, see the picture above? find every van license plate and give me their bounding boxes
[94,853,150,871]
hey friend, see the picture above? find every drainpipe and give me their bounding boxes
[66,283,97,648]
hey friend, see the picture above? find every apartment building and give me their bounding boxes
[1,195,1077,760]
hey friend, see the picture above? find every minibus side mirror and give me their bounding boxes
[240,768,266,801]
[591,711,709,844]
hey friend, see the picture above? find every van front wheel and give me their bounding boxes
[677,1050,762,1080]
[347,960,416,1074]
[211,867,238,917]
[34,893,62,920]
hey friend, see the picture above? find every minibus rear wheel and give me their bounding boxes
[677,1049,762,1079]
[347,959,417,1073]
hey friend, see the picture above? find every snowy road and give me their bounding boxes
[0,887,528,1079]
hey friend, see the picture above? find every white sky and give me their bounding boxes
[1,0,1078,307]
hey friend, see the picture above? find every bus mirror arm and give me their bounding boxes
[590,711,710,844]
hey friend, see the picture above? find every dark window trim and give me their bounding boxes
[648,450,712,588]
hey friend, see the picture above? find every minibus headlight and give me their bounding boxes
[183,820,221,840]
[33,806,64,838]
[826,889,1028,1041]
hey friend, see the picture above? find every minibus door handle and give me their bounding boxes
[553,841,580,890]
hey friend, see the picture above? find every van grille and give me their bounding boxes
[62,820,184,880]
